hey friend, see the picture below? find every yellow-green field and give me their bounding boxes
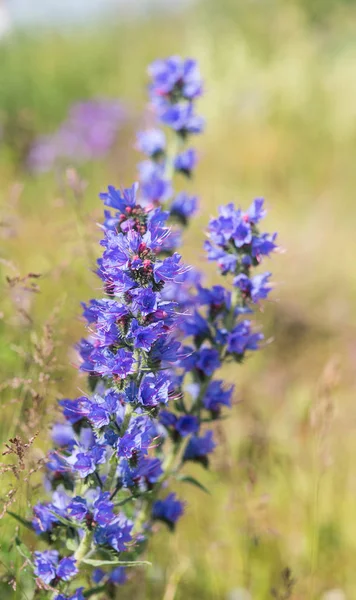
[1,1,356,598]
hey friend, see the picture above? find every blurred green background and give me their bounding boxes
[1,0,356,598]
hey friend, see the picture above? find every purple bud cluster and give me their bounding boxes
[28,99,126,173]
[136,56,203,227]
[26,57,278,599]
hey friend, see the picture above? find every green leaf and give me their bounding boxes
[84,586,107,598]
[7,511,34,531]
[15,538,33,564]
[82,558,151,568]
[66,538,78,552]
[48,509,77,528]
[177,475,210,494]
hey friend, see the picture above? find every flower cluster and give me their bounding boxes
[28,99,126,173]
[22,57,278,599]
[136,56,203,226]
[155,198,277,478]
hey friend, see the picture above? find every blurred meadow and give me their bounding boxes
[1,0,356,598]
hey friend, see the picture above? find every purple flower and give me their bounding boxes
[227,320,263,355]
[137,129,166,156]
[154,253,186,283]
[183,431,216,463]
[152,493,184,527]
[174,148,197,175]
[100,182,138,213]
[90,348,135,379]
[246,198,266,223]
[131,288,157,315]
[251,232,277,258]
[117,416,153,458]
[171,193,198,221]
[233,272,272,303]
[138,373,170,407]
[56,590,85,600]
[94,514,133,552]
[159,102,205,134]
[67,497,88,521]
[28,99,125,173]
[92,492,115,526]
[196,348,221,376]
[175,415,199,437]
[148,56,202,100]
[203,380,233,412]
[56,556,78,581]
[34,550,59,584]
[141,175,172,204]
[130,320,164,351]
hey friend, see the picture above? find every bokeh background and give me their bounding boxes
[1,0,356,598]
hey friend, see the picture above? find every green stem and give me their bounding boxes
[74,530,94,563]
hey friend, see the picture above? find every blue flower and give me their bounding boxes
[100,182,138,213]
[183,431,215,463]
[117,416,154,458]
[154,253,186,283]
[175,415,199,437]
[34,550,59,584]
[148,56,202,100]
[141,174,172,204]
[94,513,133,552]
[56,590,85,600]
[246,198,266,223]
[137,129,166,157]
[56,556,78,581]
[138,373,170,407]
[90,348,135,379]
[67,497,88,522]
[92,491,115,526]
[131,288,157,315]
[251,232,277,258]
[171,193,198,222]
[130,320,164,351]
[203,380,233,412]
[233,272,272,303]
[174,148,197,175]
[159,102,205,134]
[227,320,263,355]
[152,493,184,528]
[196,348,221,376]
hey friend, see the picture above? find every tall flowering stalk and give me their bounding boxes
[16,57,278,599]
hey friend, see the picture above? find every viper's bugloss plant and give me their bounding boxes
[18,57,277,599]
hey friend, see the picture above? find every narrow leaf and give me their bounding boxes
[84,586,107,598]
[7,511,33,531]
[177,475,210,494]
[82,558,151,568]
[15,538,33,564]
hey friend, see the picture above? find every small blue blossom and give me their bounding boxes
[183,431,216,463]
[152,493,184,528]
[233,272,272,302]
[137,129,166,157]
[175,415,199,437]
[196,348,221,376]
[174,148,197,174]
[34,550,59,584]
[148,56,202,100]
[56,556,78,582]
[203,380,233,412]
[56,590,85,600]
[227,320,263,355]
[159,102,205,134]
[171,193,198,221]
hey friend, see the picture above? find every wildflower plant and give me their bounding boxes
[15,57,278,599]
